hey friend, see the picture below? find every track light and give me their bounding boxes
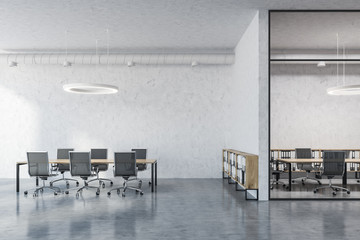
[127,61,135,67]
[9,61,17,67]
[63,60,72,67]
[191,61,199,67]
[317,61,326,67]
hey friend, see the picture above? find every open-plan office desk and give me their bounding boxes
[277,158,360,191]
[16,159,157,193]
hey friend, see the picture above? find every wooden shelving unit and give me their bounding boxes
[222,149,258,200]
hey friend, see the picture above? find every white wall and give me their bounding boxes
[271,64,360,149]
[1,64,239,178]
[225,12,259,155]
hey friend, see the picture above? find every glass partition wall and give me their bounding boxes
[270,10,360,199]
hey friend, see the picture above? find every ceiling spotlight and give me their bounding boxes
[191,61,199,67]
[63,60,72,67]
[317,61,326,67]
[127,61,135,67]
[9,61,18,67]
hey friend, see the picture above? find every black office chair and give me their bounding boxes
[69,151,101,198]
[131,148,148,185]
[270,150,289,190]
[50,148,79,188]
[292,148,321,185]
[107,152,143,197]
[87,149,113,188]
[314,151,350,196]
[24,151,61,197]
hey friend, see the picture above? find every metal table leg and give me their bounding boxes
[288,163,292,191]
[155,162,157,186]
[16,163,20,192]
[36,177,39,186]
[343,162,347,185]
[151,163,154,192]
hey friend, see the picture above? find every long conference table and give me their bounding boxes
[16,159,157,193]
[277,158,360,191]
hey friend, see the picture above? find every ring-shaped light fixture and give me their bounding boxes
[63,83,118,94]
[327,85,360,95]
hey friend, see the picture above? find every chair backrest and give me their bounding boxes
[57,148,74,171]
[91,148,108,171]
[295,148,312,159]
[131,149,147,159]
[114,152,136,177]
[57,148,74,159]
[295,148,312,171]
[27,151,49,177]
[322,151,346,176]
[69,152,92,176]
[91,149,107,159]
[131,148,147,170]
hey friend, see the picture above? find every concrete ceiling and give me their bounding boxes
[2,1,360,53]
[0,0,257,53]
[271,12,360,50]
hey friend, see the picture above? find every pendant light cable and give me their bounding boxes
[336,33,339,86]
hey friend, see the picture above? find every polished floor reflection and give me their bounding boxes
[1,178,360,239]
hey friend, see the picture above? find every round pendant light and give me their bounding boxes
[63,83,118,94]
[62,30,118,95]
[327,85,360,95]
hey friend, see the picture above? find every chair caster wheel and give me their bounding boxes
[76,182,79,186]
[54,192,58,196]
[314,190,317,193]
[140,192,144,196]
[122,193,125,197]
[102,183,106,188]
[65,191,69,194]
[110,181,113,186]
[96,190,100,196]
[347,191,350,194]
[291,180,295,183]
[270,186,273,190]
[357,180,360,183]
[107,192,111,196]
[333,192,336,196]
[33,193,38,197]
[117,189,120,194]
[149,181,152,185]
[302,182,305,185]
[335,188,339,191]
[24,191,28,195]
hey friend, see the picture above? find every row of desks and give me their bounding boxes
[276,158,360,191]
[16,159,157,192]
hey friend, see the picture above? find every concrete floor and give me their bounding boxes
[1,178,360,240]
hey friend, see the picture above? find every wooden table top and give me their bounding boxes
[17,159,157,165]
[277,158,360,163]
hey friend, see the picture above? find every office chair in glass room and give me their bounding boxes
[314,151,350,196]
